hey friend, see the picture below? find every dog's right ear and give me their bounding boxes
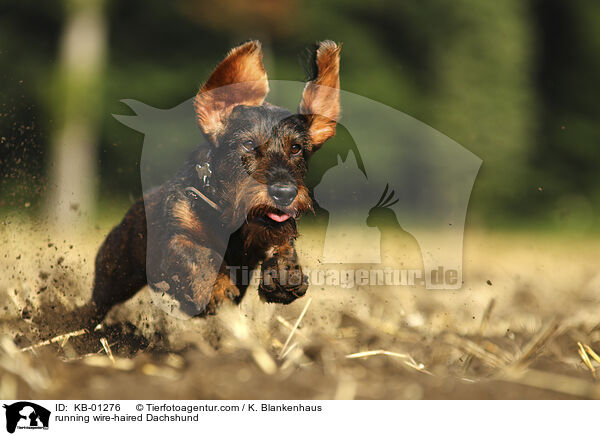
[194,41,269,145]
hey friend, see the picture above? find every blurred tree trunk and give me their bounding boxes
[48,0,107,228]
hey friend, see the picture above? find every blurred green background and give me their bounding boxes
[1,0,599,232]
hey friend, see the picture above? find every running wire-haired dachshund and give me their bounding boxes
[80,40,341,324]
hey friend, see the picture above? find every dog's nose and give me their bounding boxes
[268,184,298,206]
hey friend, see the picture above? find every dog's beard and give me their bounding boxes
[226,178,313,229]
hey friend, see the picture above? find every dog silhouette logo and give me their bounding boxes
[3,402,50,433]
[114,79,481,312]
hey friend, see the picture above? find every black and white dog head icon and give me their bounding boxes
[3,402,50,433]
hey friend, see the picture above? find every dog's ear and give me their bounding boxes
[194,41,269,144]
[299,41,341,152]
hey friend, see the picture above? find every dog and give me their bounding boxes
[81,40,341,325]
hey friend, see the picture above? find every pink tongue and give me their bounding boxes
[267,212,291,222]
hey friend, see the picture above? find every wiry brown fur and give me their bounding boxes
[78,40,340,325]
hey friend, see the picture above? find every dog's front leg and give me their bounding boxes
[162,235,240,316]
[206,265,242,314]
[258,239,308,304]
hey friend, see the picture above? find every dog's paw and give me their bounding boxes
[258,256,308,304]
[206,274,242,314]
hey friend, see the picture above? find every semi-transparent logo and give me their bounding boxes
[114,81,481,318]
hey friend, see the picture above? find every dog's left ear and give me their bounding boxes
[299,41,341,152]
[194,40,269,144]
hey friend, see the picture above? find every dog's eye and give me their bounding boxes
[290,143,302,156]
[241,140,257,152]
